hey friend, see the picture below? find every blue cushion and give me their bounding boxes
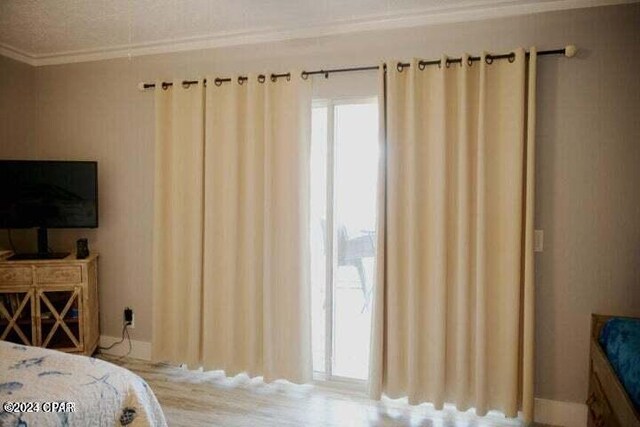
[599,317,640,410]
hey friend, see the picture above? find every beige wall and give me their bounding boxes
[0,55,37,250]
[1,2,639,405]
[0,55,36,158]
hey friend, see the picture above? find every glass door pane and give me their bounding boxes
[38,288,82,351]
[311,99,378,381]
[332,102,378,379]
[311,105,328,374]
[0,290,35,345]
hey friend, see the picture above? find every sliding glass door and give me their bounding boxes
[310,98,379,382]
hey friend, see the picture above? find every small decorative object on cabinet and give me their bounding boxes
[76,238,90,259]
[0,252,99,355]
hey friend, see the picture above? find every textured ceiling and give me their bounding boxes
[2,0,466,54]
[0,0,629,65]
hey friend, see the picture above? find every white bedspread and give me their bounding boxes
[0,340,167,427]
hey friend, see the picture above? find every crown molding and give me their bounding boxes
[0,0,637,67]
[0,43,38,66]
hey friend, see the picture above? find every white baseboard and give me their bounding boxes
[534,398,587,427]
[99,335,151,360]
[96,337,587,427]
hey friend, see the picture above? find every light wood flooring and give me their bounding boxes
[102,355,546,427]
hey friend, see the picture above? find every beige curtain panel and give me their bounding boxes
[201,73,313,384]
[152,79,205,367]
[370,48,537,421]
[152,73,313,384]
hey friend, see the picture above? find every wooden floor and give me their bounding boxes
[102,355,542,427]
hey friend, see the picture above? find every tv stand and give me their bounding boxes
[37,226,49,256]
[8,252,70,261]
[6,227,70,260]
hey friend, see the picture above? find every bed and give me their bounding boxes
[0,340,167,426]
[588,314,640,427]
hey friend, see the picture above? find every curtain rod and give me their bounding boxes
[138,45,576,90]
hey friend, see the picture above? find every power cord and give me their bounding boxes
[97,323,132,358]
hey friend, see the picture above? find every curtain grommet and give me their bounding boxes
[397,63,404,72]
[418,61,426,71]
[301,71,309,80]
[181,81,191,89]
[286,73,291,81]
[485,56,493,64]
[467,57,473,66]
[270,74,277,82]
[161,82,169,90]
[258,74,266,83]
[238,76,244,85]
[445,59,451,68]
[214,78,223,87]
[508,52,516,63]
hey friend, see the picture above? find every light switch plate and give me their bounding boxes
[534,230,544,252]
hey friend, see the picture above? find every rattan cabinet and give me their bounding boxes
[0,252,99,355]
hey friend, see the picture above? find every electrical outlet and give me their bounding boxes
[534,230,544,252]
[124,307,134,329]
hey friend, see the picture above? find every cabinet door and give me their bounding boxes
[0,288,36,346]
[36,287,84,352]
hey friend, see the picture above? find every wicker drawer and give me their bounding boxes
[0,267,32,285]
[35,266,82,284]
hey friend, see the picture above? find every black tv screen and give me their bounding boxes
[0,160,98,229]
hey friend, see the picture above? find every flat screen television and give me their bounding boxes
[0,160,98,259]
